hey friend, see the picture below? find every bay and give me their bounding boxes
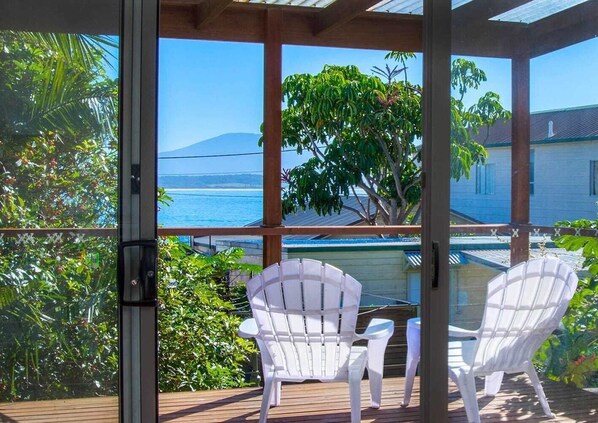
[159,188,263,227]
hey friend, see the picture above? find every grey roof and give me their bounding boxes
[247,196,370,240]
[478,104,598,147]
[462,248,585,272]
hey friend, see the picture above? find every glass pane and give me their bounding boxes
[452,0,598,421]
[157,40,264,229]
[0,11,120,422]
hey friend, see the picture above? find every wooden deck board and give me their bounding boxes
[1,375,598,422]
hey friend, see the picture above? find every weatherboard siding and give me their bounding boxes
[530,142,598,224]
[451,141,598,225]
[450,147,511,224]
[286,249,408,300]
[451,264,500,329]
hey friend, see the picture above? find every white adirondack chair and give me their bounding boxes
[239,259,394,423]
[402,257,578,423]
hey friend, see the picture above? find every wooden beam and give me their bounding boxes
[529,0,598,57]
[0,0,119,34]
[194,0,233,29]
[511,55,530,265]
[452,0,531,24]
[262,8,283,268]
[315,0,380,35]
[452,21,525,57]
[160,3,520,58]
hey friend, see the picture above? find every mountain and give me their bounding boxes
[158,132,307,188]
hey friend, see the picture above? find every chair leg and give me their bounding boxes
[401,318,420,407]
[259,374,274,423]
[401,347,419,407]
[484,371,504,396]
[457,372,481,423]
[349,375,362,423]
[367,336,390,408]
[526,364,555,419]
[270,380,282,406]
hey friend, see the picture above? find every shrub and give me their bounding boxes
[158,239,258,392]
[534,219,598,388]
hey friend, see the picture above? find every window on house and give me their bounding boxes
[530,150,535,195]
[591,160,598,196]
[475,163,495,195]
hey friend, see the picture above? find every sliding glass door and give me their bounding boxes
[0,1,159,422]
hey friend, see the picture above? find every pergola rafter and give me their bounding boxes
[315,0,381,35]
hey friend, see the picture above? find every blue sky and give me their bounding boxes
[158,37,598,152]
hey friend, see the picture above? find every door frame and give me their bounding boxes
[119,0,160,422]
[421,0,451,420]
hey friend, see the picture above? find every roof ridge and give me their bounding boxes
[531,104,598,115]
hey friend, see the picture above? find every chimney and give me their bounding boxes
[548,120,555,138]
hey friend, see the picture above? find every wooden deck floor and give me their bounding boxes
[2,375,598,422]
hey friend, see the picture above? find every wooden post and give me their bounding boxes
[511,55,530,265]
[262,8,283,268]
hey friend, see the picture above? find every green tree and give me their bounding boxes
[276,53,510,225]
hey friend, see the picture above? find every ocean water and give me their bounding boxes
[159,188,263,227]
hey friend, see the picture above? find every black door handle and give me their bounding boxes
[118,239,158,307]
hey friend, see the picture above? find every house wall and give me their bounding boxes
[286,248,407,300]
[530,141,598,224]
[451,264,500,329]
[450,140,598,225]
[450,147,511,223]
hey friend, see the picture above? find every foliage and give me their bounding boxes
[158,240,259,392]
[0,30,119,401]
[273,53,510,225]
[534,219,598,388]
[0,236,119,401]
[0,31,257,401]
[0,31,118,228]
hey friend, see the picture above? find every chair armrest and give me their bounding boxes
[448,324,478,338]
[356,318,394,341]
[238,318,259,339]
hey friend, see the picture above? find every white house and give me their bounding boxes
[451,104,598,225]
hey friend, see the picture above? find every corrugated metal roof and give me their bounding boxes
[232,0,590,26]
[247,196,371,240]
[405,251,466,267]
[235,0,335,8]
[475,104,598,146]
[491,0,590,24]
[462,248,584,271]
[370,0,472,15]
[248,195,369,227]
